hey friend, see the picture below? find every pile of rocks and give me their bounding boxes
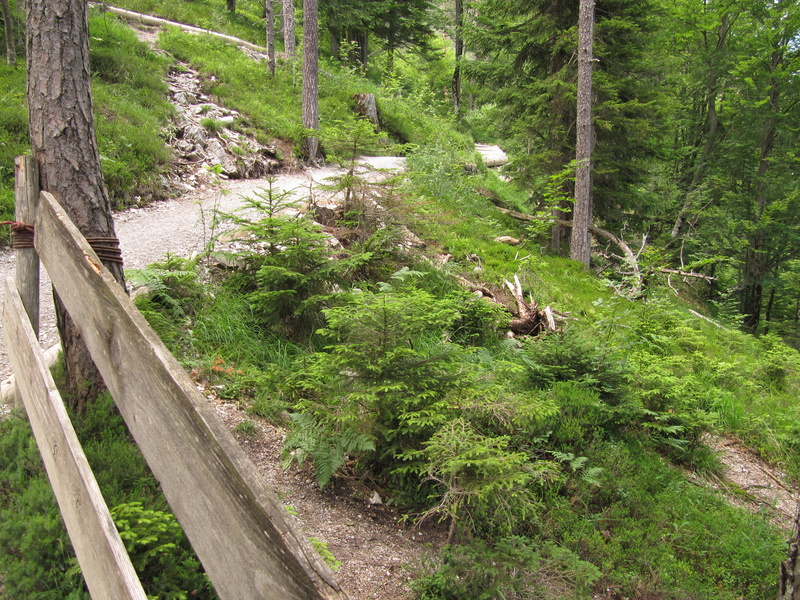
[164,63,281,193]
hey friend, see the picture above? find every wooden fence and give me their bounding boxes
[3,156,348,600]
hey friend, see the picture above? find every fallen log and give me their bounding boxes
[92,4,268,53]
[1,342,61,405]
[455,274,564,336]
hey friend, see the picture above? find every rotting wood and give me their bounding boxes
[34,191,348,600]
[504,274,562,336]
[3,279,147,600]
[353,93,380,129]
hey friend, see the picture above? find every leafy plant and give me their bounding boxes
[283,413,375,488]
[413,536,601,600]
[417,418,549,541]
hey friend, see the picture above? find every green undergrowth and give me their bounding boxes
[105,0,269,46]
[0,10,174,228]
[0,394,217,599]
[127,144,797,599]
[156,26,469,157]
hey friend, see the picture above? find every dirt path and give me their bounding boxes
[0,158,452,600]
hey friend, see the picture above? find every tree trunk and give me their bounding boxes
[671,14,730,240]
[778,502,800,600]
[302,0,320,164]
[266,0,275,76]
[27,0,125,411]
[452,0,463,115]
[741,48,781,333]
[764,286,775,335]
[570,0,595,267]
[226,0,236,14]
[1,0,15,65]
[282,0,295,59]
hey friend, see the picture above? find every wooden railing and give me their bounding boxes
[3,156,348,600]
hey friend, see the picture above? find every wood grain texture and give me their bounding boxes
[3,278,147,600]
[34,191,349,600]
[14,155,40,339]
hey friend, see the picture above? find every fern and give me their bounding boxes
[283,413,375,488]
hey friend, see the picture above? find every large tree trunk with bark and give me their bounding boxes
[570,0,595,267]
[1,0,15,65]
[27,0,125,411]
[282,0,295,59]
[302,0,320,163]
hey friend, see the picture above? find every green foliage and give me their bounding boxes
[213,180,370,337]
[413,536,601,600]
[519,329,630,401]
[418,418,547,539]
[0,395,216,599]
[233,419,258,437]
[110,502,215,600]
[283,413,376,488]
[309,537,342,572]
[288,272,465,482]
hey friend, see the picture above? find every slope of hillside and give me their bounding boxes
[0,6,798,600]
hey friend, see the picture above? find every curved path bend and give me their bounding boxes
[0,156,405,385]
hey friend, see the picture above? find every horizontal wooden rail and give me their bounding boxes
[3,278,147,600]
[33,190,348,599]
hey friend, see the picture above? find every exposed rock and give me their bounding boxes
[494,235,521,245]
[206,138,238,175]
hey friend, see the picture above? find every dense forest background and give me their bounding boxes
[1,0,800,599]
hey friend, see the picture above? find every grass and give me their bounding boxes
[3,4,797,598]
[0,10,175,219]
[127,145,797,598]
[0,395,216,599]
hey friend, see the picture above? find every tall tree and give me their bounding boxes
[302,0,320,164]
[570,0,595,266]
[452,0,464,114]
[266,0,276,75]
[282,0,296,59]
[227,0,236,14]
[27,0,126,410]
[467,0,666,252]
[1,0,15,65]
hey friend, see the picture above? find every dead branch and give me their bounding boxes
[504,275,561,336]
[653,267,716,282]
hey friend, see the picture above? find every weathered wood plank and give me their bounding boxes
[2,278,147,600]
[14,155,40,338]
[34,190,348,600]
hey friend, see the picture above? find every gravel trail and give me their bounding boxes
[0,157,405,384]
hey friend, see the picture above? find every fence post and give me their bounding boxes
[14,156,40,337]
[14,156,41,410]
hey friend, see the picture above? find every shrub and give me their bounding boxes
[413,536,601,600]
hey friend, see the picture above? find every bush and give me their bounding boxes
[413,536,601,600]
[0,395,216,599]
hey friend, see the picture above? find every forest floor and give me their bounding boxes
[0,14,796,599]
